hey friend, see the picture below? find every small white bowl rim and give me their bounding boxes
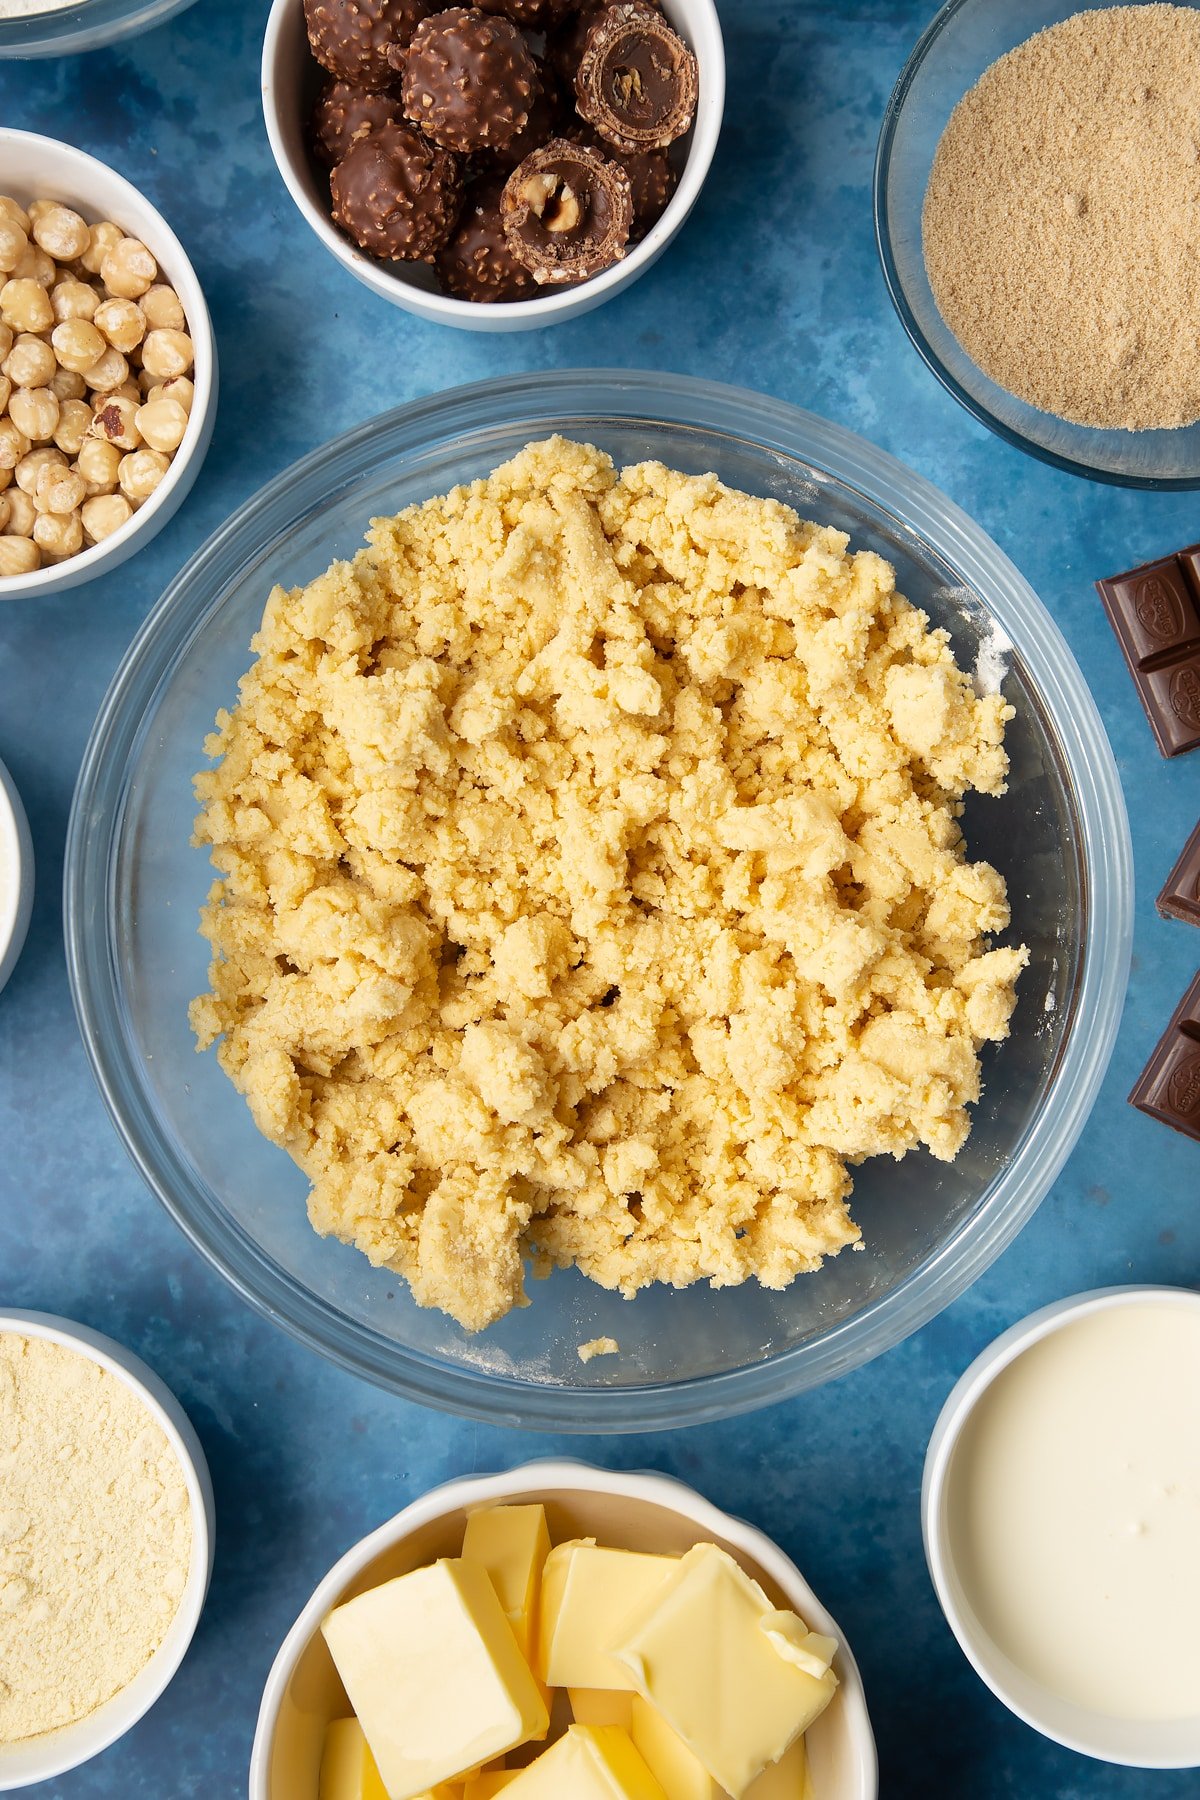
[260,0,726,328]
[922,1284,1200,1768]
[0,128,217,600]
[249,1458,878,1800]
[0,754,32,996]
[0,1308,215,1790]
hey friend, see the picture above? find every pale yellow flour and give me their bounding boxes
[191,438,1027,1332]
[0,1334,193,1743]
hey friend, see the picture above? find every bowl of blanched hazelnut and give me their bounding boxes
[0,130,216,598]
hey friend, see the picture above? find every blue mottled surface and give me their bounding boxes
[1,3,1198,1795]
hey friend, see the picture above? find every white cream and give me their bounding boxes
[947,1302,1200,1721]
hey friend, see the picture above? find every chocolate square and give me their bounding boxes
[1097,544,1200,758]
[1130,970,1200,1143]
[1158,819,1200,926]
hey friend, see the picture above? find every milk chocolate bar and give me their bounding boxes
[1159,819,1200,926]
[1129,970,1200,1143]
[1096,546,1200,756]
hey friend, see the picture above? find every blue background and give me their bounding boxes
[1,2,1198,1795]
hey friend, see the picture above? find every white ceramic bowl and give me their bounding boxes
[250,1459,877,1800]
[0,1309,215,1791]
[923,1285,1200,1768]
[0,130,217,600]
[0,754,32,996]
[261,0,725,332]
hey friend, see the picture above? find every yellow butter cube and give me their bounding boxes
[321,1559,549,1800]
[503,1725,668,1799]
[630,1696,721,1800]
[571,1688,635,1729]
[538,1541,678,1691]
[742,1735,811,1799]
[612,1544,837,1799]
[319,1718,389,1800]
[462,1506,551,1661]
[462,1775,518,1798]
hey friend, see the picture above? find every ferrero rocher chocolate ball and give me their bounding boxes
[310,79,407,169]
[331,120,463,259]
[476,0,579,26]
[401,6,541,155]
[436,176,540,299]
[304,0,434,89]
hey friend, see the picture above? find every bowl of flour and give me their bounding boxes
[0,1311,213,1790]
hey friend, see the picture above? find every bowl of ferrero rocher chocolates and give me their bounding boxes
[261,0,724,330]
[0,131,216,598]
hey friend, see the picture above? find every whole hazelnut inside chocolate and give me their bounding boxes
[401,6,541,155]
[501,137,632,283]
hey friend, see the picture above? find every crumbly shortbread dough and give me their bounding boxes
[0,1334,192,1743]
[191,438,1026,1331]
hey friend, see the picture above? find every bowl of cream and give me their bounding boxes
[923,1285,1200,1767]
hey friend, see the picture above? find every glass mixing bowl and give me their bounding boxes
[874,0,1200,488]
[0,0,197,58]
[64,371,1132,1430]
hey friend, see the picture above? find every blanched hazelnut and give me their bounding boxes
[100,237,156,299]
[31,203,90,262]
[75,435,122,491]
[140,284,185,331]
[0,197,31,237]
[87,393,140,449]
[51,318,105,373]
[118,446,168,500]
[0,534,40,576]
[9,244,55,287]
[134,396,188,452]
[0,278,53,334]
[4,334,57,389]
[0,418,30,470]
[8,387,59,443]
[48,365,86,402]
[81,492,132,543]
[148,374,195,415]
[0,218,27,274]
[5,487,34,535]
[140,328,193,379]
[33,460,85,515]
[32,508,83,560]
[82,347,128,393]
[15,446,65,494]
[53,397,92,456]
[93,296,145,354]
[80,220,122,276]
[51,277,99,323]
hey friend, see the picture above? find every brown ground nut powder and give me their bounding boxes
[923,4,1200,432]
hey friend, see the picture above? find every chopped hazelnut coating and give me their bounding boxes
[191,439,1027,1331]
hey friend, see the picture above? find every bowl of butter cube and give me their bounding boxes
[250,1459,876,1800]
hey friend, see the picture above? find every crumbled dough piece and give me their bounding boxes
[191,438,1027,1332]
[577,1337,620,1363]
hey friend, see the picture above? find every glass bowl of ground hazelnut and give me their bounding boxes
[63,370,1132,1429]
[875,0,1200,487]
[0,129,216,597]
